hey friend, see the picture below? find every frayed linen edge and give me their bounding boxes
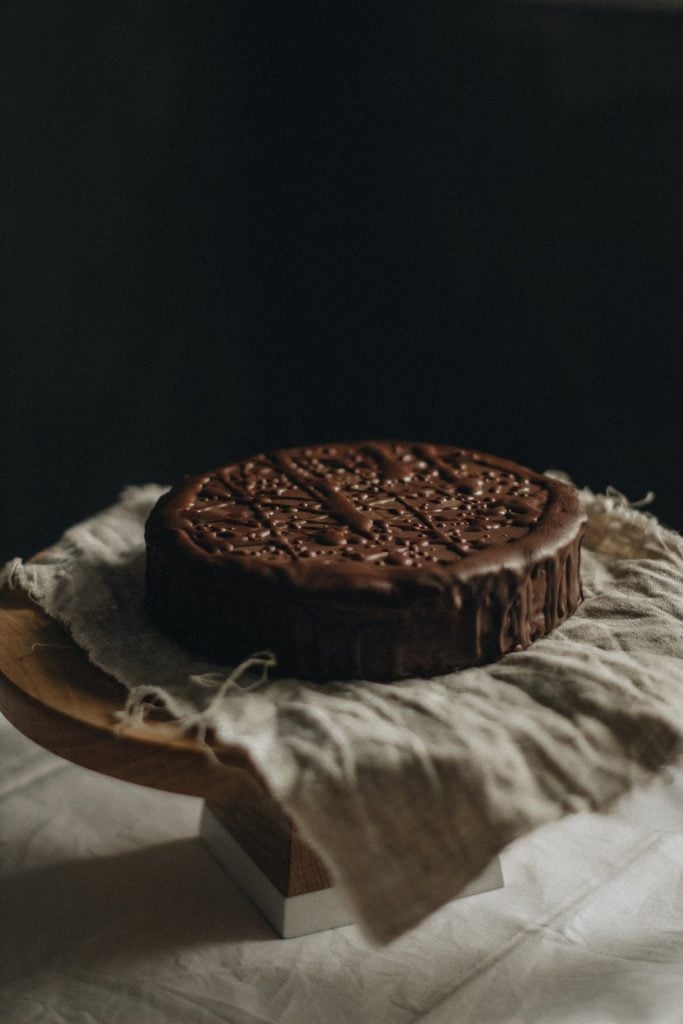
[0,558,23,591]
[112,651,278,765]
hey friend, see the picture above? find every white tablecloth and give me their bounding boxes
[2,714,683,1023]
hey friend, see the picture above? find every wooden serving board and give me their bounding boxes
[0,586,330,897]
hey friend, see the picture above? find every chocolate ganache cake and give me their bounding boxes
[145,442,586,681]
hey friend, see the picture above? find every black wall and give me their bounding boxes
[3,1,682,561]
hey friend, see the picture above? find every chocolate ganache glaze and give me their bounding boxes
[144,441,586,680]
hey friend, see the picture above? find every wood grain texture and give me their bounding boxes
[207,793,331,897]
[0,586,330,895]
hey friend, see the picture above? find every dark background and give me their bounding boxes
[2,0,682,562]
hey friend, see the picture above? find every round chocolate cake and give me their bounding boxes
[145,442,586,680]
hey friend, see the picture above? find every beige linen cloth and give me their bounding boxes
[2,477,683,944]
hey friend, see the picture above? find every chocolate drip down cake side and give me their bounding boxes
[145,442,586,681]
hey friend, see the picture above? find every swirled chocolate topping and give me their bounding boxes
[145,442,586,680]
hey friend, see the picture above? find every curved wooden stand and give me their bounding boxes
[0,586,336,935]
[0,584,505,936]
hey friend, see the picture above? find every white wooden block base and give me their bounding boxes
[200,804,504,938]
[200,804,354,937]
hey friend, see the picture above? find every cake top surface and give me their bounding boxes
[147,442,584,591]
